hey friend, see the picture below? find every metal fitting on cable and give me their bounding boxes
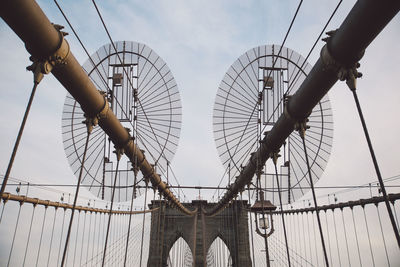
[113,146,124,161]
[269,151,281,165]
[26,23,70,84]
[321,31,363,91]
[295,118,310,139]
[82,91,110,133]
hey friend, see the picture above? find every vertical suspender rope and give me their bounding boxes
[311,210,320,266]
[101,154,121,267]
[247,186,256,266]
[331,208,342,266]
[35,205,49,267]
[272,155,291,267]
[139,181,149,267]
[85,210,93,266]
[46,207,58,267]
[324,210,333,266]
[375,203,390,266]
[123,168,137,267]
[348,84,400,247]
[257,175,271,267]
[305,211,313,263]
[0,197,6,224]
[299,125,329,267]
[7,200,23,267]
[340,209,351,267]
[362,206,376,266]
[56,206,66,266]
[79,211,88,267]
[72,210,81,266]
[23,202,37,267]
[61,128,92,267]
[391,200,400,230]
[350,207,362,266]
[90,210,98,265]
[0,66,43,200]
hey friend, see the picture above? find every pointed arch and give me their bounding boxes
[167,236,193,267]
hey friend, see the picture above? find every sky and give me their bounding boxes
[0,1,400,266]
[0,0,399,205]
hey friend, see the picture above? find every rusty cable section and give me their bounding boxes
[204,0,400,216]
[266,193,400,215]
[0,192,158,215]
[0,0,194,215]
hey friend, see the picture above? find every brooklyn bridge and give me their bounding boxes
[0,0,399,266]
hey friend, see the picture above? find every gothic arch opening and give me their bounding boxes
[167,237,193,267]
[206,236,232,267]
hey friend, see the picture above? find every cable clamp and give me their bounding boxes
[294,118,310,139]
[113,146,125,161]
[283,94,297,122]
[96,91,110,121]
[269,150,281,165]
[321,43,362,91]
[82,92,110,133]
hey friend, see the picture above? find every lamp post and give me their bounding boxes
[250,191,277,267]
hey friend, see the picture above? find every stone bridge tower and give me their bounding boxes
[147,200,252,267]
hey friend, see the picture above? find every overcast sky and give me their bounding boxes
[0,0,399,203]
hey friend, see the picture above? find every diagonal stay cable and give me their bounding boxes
[53,0,135,130]
[220,0,304,178]
[259,0,343,139]
[92,0,184,190]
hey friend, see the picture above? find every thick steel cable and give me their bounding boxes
[300,133,329,266]
[101,157,120,267]
[92,0,168,162]
[264,0,304,84]
[53,0,136,129]
[91,0,189,211]
[350,87,400,247]
[286,0,343,96]
[7,202,22,267]
[61,131,91,267]
[273,161,291,267]
[0,80,40,200]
